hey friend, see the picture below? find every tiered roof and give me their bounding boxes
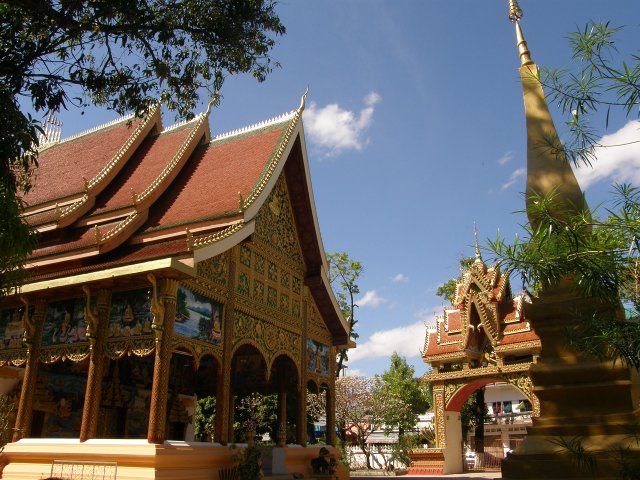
[422,255,540,366]
[19,98,349,345]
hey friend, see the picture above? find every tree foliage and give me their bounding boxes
[489,186,639,368]
[335,376,393,470]
[234,392,277,441]
[538,21,640,167]
[436,257,475,304]
[0,0,285,297]
[327,252,362,376]
[194,395,216,442]
[375,353,430,435]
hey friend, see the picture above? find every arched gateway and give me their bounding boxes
[412,252,541,475]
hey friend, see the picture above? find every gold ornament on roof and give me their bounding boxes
[238,191,246,213]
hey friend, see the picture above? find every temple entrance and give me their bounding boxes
[414,254,541,475]
[432,376,535,473]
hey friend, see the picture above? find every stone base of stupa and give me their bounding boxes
[502,281,640,479]
[502,432,640,479]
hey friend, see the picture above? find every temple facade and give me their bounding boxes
[411,251,541,475]
[0,96,350,479]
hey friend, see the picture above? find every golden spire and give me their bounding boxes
[509,0,588,230]
[474,223,483,264]
[509,0,533,67]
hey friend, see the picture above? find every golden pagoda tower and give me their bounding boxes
[501,2,640,478]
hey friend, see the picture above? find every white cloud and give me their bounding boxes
[356,290,386,308]
[575,120,640,189]
[391,273,409,283]
[303,92,381,157]
[497,151,514,166]
[348,321,427,362]
[500,167,526,191]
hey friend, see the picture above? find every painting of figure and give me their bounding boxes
[108,289,153,338]
[42,298,87,346]
[306,339,330,376]
[174,286,222,345]
[0,308,26,349]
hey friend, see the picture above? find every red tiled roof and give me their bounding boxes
[89,126,193,216]
[145,125,285,230]
[498,329,540,345]
[23,119,143,207]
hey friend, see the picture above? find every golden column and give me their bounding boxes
[296,298,309,446]
[276,368,287,447]
[147,275,179,444]
[325,346,336,446]
[79,288,111,442]
[502,2,640,477]
[13,298,47,442]
[216,251,236,444]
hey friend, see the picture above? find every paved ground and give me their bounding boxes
[351,473,501,479]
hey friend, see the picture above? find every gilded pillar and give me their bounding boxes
[432,383,446,448]
[80,288,111,442]
[147,277,179,444]
[216,251,236,444]
[325,346,336,446]
[13,298,47,441]
[296,299,308,446]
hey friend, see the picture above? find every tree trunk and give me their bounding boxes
[362,441,372,469]
[474,388,485,454]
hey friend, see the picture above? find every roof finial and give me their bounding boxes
[474,223,483,264]
[298,86,309,113]
[38,113,63,148]
[508,0,533,66]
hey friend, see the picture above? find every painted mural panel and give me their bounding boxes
[306,339,330,376]
[108,289,153,338]
[42,298,88,346]
[0,308,26,350]
[175,286,222,345]
[34,362,88,438]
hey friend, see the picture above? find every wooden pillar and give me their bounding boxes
[325,347,336,446]
[147,277,179,444]
[80,288,111,442]
[216,251,236,444]
[13,298,47,441]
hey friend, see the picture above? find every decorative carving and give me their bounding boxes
[434,388,446,448]
[233,310,300,370]
[148,274,165,348]
[82,286,99,351]
[254,176,304,270]
[444,383,461,406]
[20,297,34,353]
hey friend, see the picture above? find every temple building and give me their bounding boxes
[411,245,541,475]
[0,95,350,479]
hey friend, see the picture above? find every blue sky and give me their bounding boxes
[47,1,640,378]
